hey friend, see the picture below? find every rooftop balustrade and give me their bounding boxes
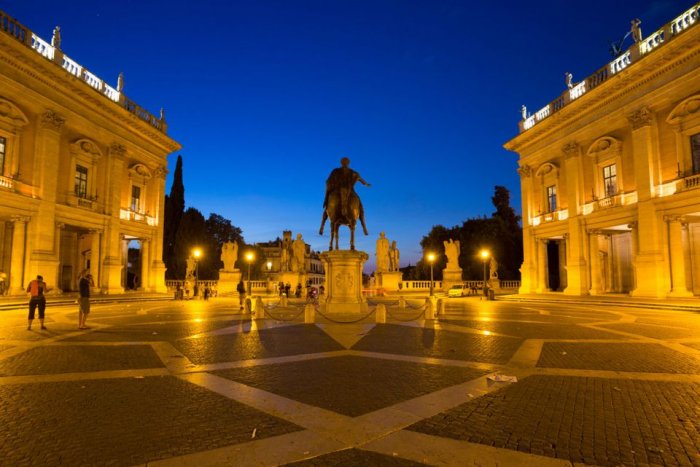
[0,9,167,133]
[519,3,700,133]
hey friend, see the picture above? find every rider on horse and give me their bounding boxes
[321,157,370,234]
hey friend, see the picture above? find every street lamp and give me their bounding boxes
[480,249,490,291]
[245,251,255,295]
[426,252,436,296]
[193,248,202,297]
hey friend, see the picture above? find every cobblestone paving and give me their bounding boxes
[408,375,700,466]
[597,322,697,339]
[0,376,301,466]
[0,344,165,376]
[283,448,427,466]
[215,355,489,417]
[442,319,623,339]
[1,297,699,466]
[537,342,700,373]
[352,324,523,364]
[61,320,234,343]
[176,324,345,364]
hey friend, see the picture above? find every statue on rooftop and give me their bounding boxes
[565,72,574,89]
[51,26,61,49]
[117,72,124,92]
[521,105,527,120]
[631,19,642,43]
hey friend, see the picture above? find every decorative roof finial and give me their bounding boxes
[117,72,124,92]
[521,105,527,120]
[565,72,573,89]
[160,108,166,121]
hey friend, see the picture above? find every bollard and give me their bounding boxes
[398,296,406,309]
[254,297,265,320]
[437,298,445,316]
[304,303,315,323]
[424,297,436,320]
[244,296,252,314]
[375,303,386,323]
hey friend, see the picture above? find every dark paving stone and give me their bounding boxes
[0,345,164,376]
[176,324,345,365]
[61,320,236,343]
[0,376,301,465]
[89,313,235,325]
[215,355,488,417]
[408,375,700,466]
[352,324,522,364]
[284,448,427,466]
[0,344,14,352]
[597,322,697,339]
[537,342,700,374]
[442,319,624,339]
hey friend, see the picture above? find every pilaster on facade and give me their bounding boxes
[9,216,29,294]
[588,230,604,295]
[630,202,668,297]
[563,218,589,295]
[665,216,693,297]
[535,238,548,293]
[627,106,656,202]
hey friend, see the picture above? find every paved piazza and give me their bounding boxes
[0,296,699,466]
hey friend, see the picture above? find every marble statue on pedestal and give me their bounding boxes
[389,240,399,272]
[376,232,390,272]
[221,241,238,271]
[443,239,460,269]
[291,233,306,273]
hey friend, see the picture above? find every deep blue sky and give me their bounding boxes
[3,0,684,269]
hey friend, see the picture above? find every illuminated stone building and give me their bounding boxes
[0,11,180,294]
[504,4,700,298]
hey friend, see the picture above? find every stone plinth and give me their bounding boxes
[442,268,463,291]
[377,271,403,292]
[218,270,242,295]
[320,250,368,314]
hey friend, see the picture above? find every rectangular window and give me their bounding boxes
[603,164,617,197]
[546,185,557,212]
[0,136,6,174]
[74,165,88,198]
[131,185,141,212]
[691,133,700,174]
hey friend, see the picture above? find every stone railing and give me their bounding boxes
[519,2,700,133]
[531,208,568,226]
[165,280,269,293]
[119,208,156,226]
[682,173,700,191]
[400,280,443,290]
[0,9,167,133]
[0,174,15,190]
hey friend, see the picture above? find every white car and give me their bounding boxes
[447,284,467,297]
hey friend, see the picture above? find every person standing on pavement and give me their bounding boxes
[78,272,94,329]
[27,274,50,330]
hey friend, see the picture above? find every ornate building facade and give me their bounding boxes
[0,11,180,294]
[504,4,700,298]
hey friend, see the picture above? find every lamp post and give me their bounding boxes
[426,252,436,296]
[193,248,202,297]
[480,249,490,291]
[245,251,255,295]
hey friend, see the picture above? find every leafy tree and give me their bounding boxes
[172,207,208,279]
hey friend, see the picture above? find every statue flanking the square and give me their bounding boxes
[218,240,242,295]
[442,238,463,291]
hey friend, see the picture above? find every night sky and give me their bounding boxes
[2,0,685,270]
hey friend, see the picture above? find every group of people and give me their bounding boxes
[26,271,94,331]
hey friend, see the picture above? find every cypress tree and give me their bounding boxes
[163,155,185,278]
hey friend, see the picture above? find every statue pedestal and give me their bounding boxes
[320,250,368,314]
[277,272,307,291]
[377,271,403,292]
[442,268,463,291]
[218,270,242,295]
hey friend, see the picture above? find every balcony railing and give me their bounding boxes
[531,208,568,226]
[0,174,15,190]
[0,9,167,133]
[519,3,700,133]
[120,208,156,226]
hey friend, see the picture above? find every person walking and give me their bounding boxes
[78,272,94,329]
[237,280,246,310]
[27,274,50,330]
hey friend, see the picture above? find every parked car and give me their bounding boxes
[447,284,467,297]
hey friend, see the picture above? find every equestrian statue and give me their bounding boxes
[319,157,369,250]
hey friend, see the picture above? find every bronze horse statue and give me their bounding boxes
[319,189,368,251]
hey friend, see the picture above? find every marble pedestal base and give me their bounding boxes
[320,250,368,314]
[377,271,403,292]
[442,268,463,291]
[218,270,242,295]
